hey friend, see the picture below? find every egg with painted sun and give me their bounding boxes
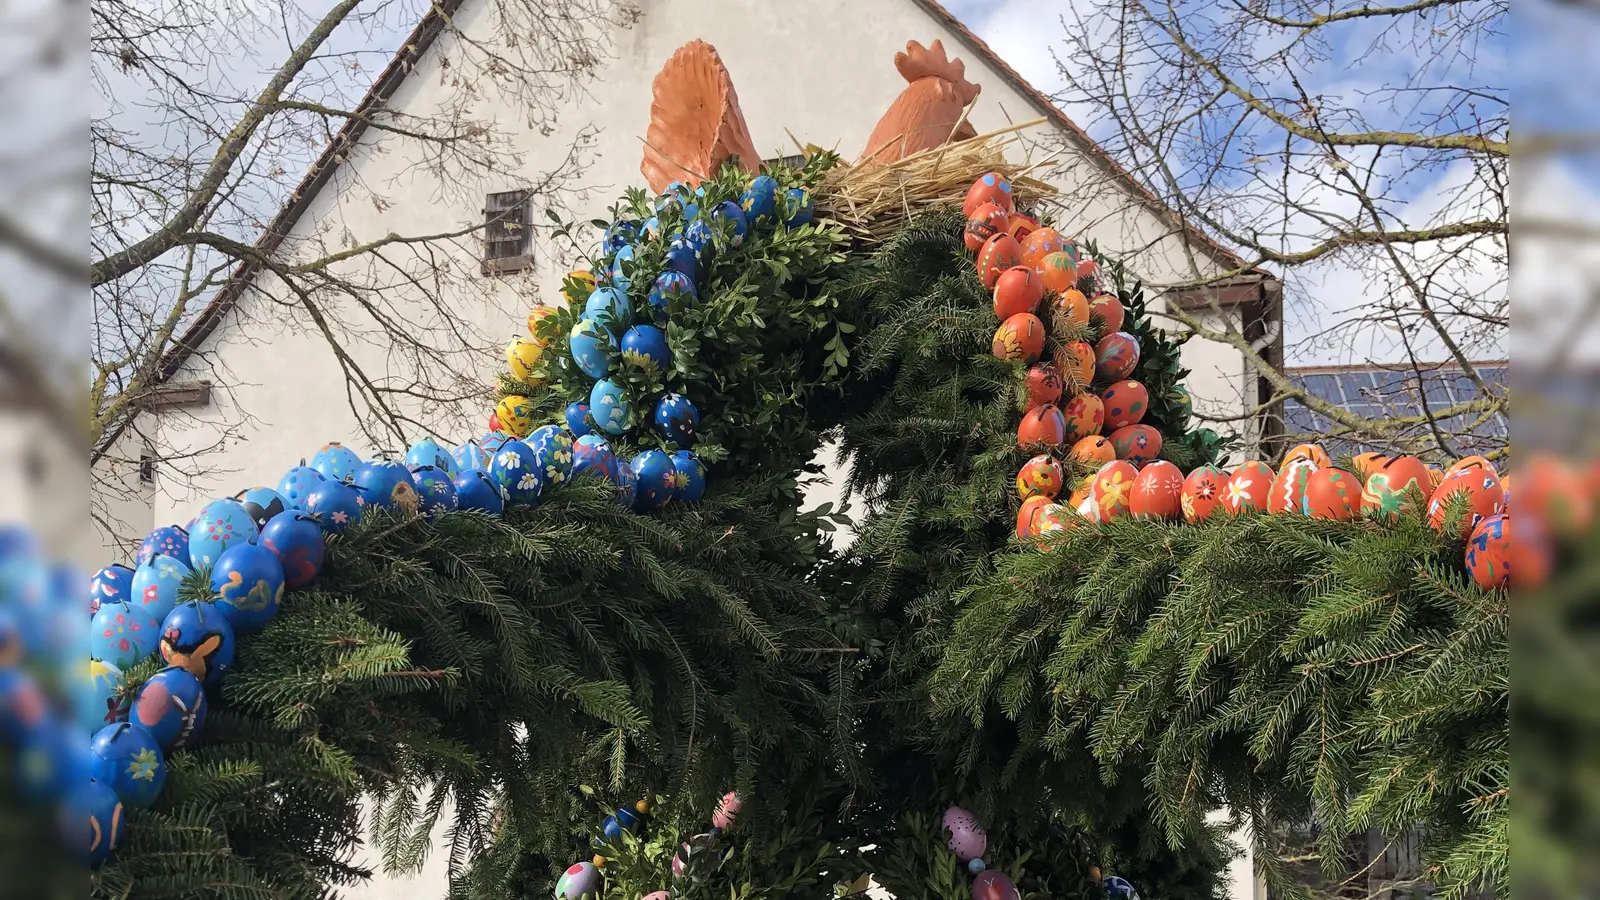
[1180,465,1227,523]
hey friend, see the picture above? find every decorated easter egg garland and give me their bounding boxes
[938,804,1144,900]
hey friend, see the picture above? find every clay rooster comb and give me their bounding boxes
[640,40,761,195]
[859,39,981,165]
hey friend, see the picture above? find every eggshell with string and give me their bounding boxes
[131,666,205,751]
[1017,404,1066,449]
[1023,363,1063,411]
[1109,423,1162,464]
[1020,226,1064,269]
[1445,455,1496,481]
[188,499,260,570]
[1100,380,1148,430]
[495,394,536,438]
[1351,452,1388,481]
[1427,468,1504,532]
[1130,460,1183,519]
[210,542,285,630]
[1268,456,1319,515]
[1094,332,1141,383]
[1017,495,1051,539]
[1061,392,1105,442]
[572,435,618,482]
[993,266,1043,320]
[741,174,778,225]
[583,287,632,335]
[782,187,814,226]
[609,244,636,290]
[1303,468,1360,520]
[309,442,362,482]
[453,470,505,514]
[1224,461,1275,514]
[1071,435,1116,468]
[137,526,190,569]
[962,172,1014,218]
[159,601,234,686]
[90,565,135,612]
[1181,465,1227,523]
[977,233,1024,289]
[671,450,707,503]
[1037,250,1078,293]
[90,601,158,671]
[972,869,1020,900]
[1091,460,1139,521]
[1089,293,1124,334]
[1465,513,1509,589]
[1016,455,1065,501]
[992,312,1045,364]
[305,480,363,533]
[965,202,1010,252]
[1360,455,1431,518]
[72,778,125,867]
[1059,340,1095,390]
[260,511,325,590]
[565,401,594,437]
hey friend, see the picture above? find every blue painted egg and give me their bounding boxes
[613,460,638,509]
[665,239,697,278]
[611,244,636,291]
[569,318,613,379]
[353,461,420,512]
[309,442,362,482]
[70,777,125,866]
[235,485,289,530]
[1103,875,1142,900]
[572,434,617,481]
[90,601,159,670]
[453,469,505,514]
[129,555,187,631]
[260,511,324,591]
[480,432,511,455]
[653,394,700,448]
[620,325,672,375]
[304,480,364,533]
[589,379,632,436]
[685,218,713,253]
[452,440,489,472]
[648,271,695,324]
[410,466,459,517]
[529,424,576,486]
[1,557,50,650]
[275,466,326,511]
[90,564,136,611]
[614,805,643,832]
[671,451,707,503]
[782,188,813,227]
[642,216,661,238]
[79,658,126,735]
[405,438,455,475]
[565,401,594,437]
[713,200,748,245]
[489,440,543,505]
[602,814,623,841]
[0,667,47,740]
[131,666,206,751]
[555,861,603,899]
[632,450,676,511]
[604,220,637,255]
[16,719,77,801]
[742,175,778,225]
[158,601,235,686]
[137,526,190,568]
[90,723,165,808]
[584,287,632,333]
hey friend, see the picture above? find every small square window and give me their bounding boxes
[482,189,532,275]
[138,453,155,485]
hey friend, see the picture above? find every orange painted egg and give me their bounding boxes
[1059,340,1095,389]
[1351,452,1389,481]
[1091,460,1139,521]
[1075,259,1099,283]
[1269,457,1319,514]
[1037,251,1079,293]
[1427,466,1444,491]
[963,172,1016,219]
[1035,502,1073,538]
[993,266,1044,320]
[1005,213,1039,242]
[1071,435,1116,468]
[1089,294,1124,334]
[1020,227,1066,270]
[993,312,1045,364]
[978,234,1024,289]
[1518,454,1592,534]
[1067,479,1093,514]
[1464,513,1509,590]
[1509,515,1552,590]
[1224,461,1275,514]
[1360,455,1431,518]
[1427,468,1504,533]
[1024,363,1063,411]
[527,306,557,342]
[1094,332,1140,382]
[1018,404,1066,449]
[1180,465,1227,523]
[1100,380,1149,430]
[965,202,1011,252]
[1444,455,1496,481]
[1284,444,1331,469]
[1304,468,1360,520]
[1061,392,1105,442]
[1130,460,1183,520]
[1016,495,1051,540]
[1109,424,1162,464]
[1017,454,1066,501]
[1054,289,1090,329]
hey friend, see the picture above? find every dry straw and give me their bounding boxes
[806,117,1060,245]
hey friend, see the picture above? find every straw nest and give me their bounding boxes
[810,118,1058,246]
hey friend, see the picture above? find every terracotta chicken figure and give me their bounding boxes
[640,40,761,194]
[859,39,981,165]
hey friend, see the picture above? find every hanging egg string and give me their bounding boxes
[554,791,741,899]
[939,804,1143,900]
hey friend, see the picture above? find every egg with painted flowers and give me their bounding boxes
[528,424,576,486]
[977,233,1024,290]
[1089,293,1124,334]
[741,174,778,225]
[1016,495,1052,539]
[1023,363,1063,411]
[1427,468,1504,532]
[569,318,613,379]
[1036,251,1077,294]
[129,556,187,644]
[962,172,1015,218]
[1224,461,1275,514]
[1100,380,1148,430]
[993,266,1043,320]
[309,442,362,482]
[965,202,1010,252]
[1094,332,1140,383]
[1106,425,1158,465]
[1034,503,1074,542]
[260,511,325,590]
[352,460,418,512]
[1304,468,1360,520]
[1130,460,1183,520]
[489,439,543,504]
[495,394,536,438]
[1464,513,1509,589]
[1059,340,1095,389]
[405,437,455,475]
[671,450,707,503]
[90,601,158,671]
[1019,226,1065,270]
[304,480,364,533]
[1180,465,1227,523]
[571,434,618,482]
[1061,392,1104,442]
[654,393,700,448]
[632,450,677,511]
[1016,454,1065,501]
[1268,456,1318,514]
[620,325,672,375]
[565,401,593,437]
[137,526,190,569]
[1017,405,1065,448]
[1071,434,1116,468]
[992,312,1045,364]
[1090,460,1139,521]
[1360,455,1431,519]
[409,466,459,517]
[188,499,259,570]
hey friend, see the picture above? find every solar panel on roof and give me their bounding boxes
[1281,363,1508,458]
